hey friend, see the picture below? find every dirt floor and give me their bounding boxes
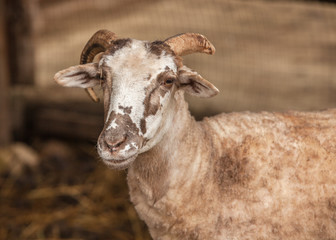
[0,140,151,240]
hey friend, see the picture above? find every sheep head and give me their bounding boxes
[54,30,218,169]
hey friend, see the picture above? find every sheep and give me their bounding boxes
[54,30,336,240]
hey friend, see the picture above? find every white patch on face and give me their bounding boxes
[116,141,139,159]
[106,118,118,130]
[139,91,174,153]
[118,143,131,156]
[124,144,131,151]
[101,39,177,135]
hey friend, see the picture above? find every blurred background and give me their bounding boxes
[0,0,335,239]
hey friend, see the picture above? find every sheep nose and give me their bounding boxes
[104,135,127,152]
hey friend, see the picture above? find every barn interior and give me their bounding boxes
[0,0,335,239]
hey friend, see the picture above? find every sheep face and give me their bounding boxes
[54,38,218,169]
[97,39,179,169]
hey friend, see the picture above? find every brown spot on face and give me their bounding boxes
[106,38,132,55]
[146,74,152,81]
[143,71,173,118]
[148,41,183,68]
[140,118,147,134]
[143,85,161,117]
[104,111,139,137]
[148,41,175,57]
[118,105,132,114]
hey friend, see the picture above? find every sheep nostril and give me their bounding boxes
[104,135,127,152]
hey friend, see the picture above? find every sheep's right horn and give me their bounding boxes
[80,29,117,102]
[164,33,215,56]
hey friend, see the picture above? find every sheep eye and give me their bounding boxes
[164,78,175,86]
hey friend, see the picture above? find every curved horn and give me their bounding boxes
[80,29,117,102]
[164,33,215,56]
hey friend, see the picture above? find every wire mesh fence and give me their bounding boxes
[35,0,336,116]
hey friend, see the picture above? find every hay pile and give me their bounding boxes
[0,140,151,240]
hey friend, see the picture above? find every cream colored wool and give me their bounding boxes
[55,32,336,240]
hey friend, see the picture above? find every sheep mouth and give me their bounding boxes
[101,154,137,170]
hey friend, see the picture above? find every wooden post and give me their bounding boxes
[0,0,11,145]
[4,0,37,85]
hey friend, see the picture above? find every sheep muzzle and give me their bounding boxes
[97,112,143,169]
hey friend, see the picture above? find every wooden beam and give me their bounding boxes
[0,0,11,145]
[4,0,37,85]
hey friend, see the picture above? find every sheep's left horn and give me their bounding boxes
[164,33,215,56]
[80,29,117,102]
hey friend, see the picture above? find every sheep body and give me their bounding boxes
[128,92,336,239]
[54,31,336,240]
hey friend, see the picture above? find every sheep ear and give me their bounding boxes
[178,66,219,98]
[54,63,100,88]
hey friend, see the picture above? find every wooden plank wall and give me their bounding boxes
[0,0,11,145]
[4,0,37,85]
